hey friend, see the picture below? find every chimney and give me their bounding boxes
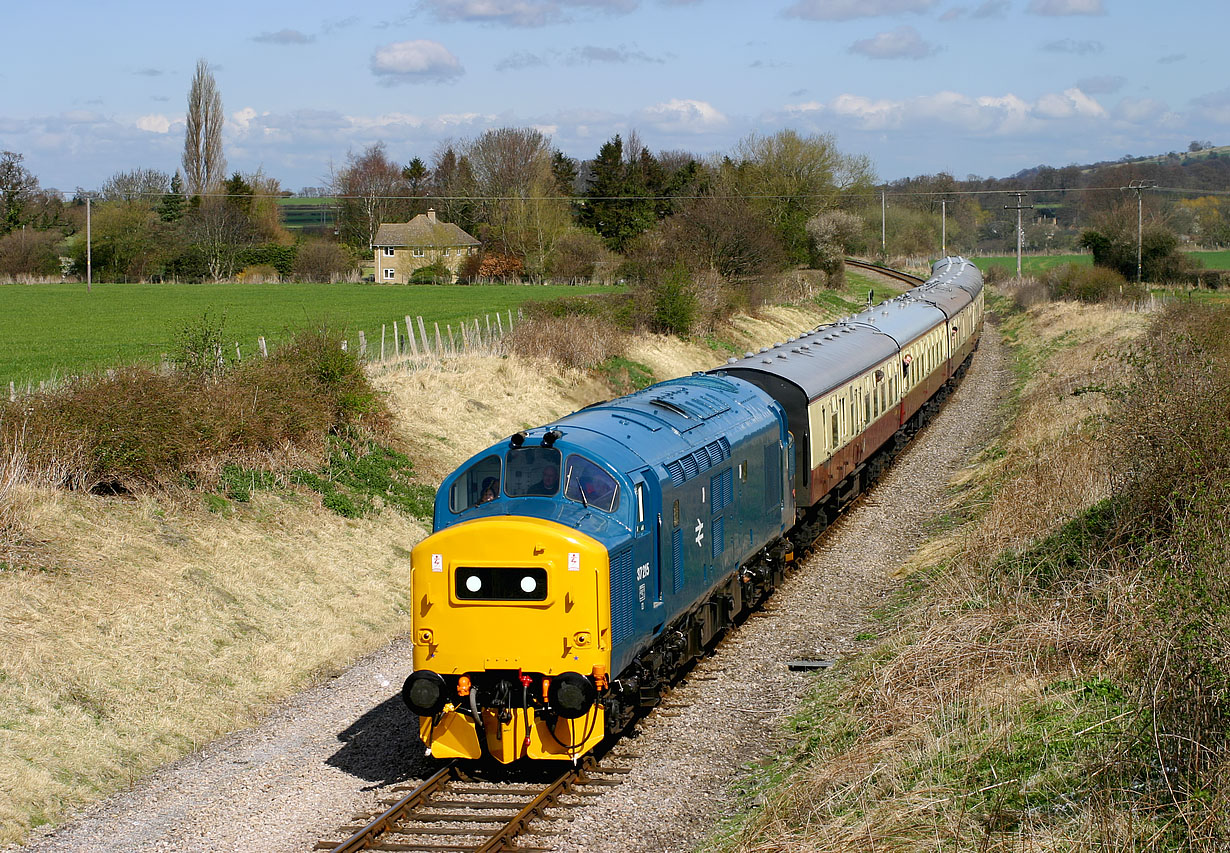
[426,208,437,223]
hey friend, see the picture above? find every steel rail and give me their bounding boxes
[844,258,927,287]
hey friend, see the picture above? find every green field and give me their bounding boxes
[0,282,619,387]
[975,250,1230,276]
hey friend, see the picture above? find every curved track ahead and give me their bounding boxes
[844,258,927,288]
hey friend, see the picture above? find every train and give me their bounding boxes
[402,257,984,763]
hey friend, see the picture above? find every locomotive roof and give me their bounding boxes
[551,372,781,471]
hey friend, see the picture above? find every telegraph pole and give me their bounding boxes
[941,198,947,256]
[1004,192,1033,280]
[881,190,886,253]
[86,196,92,292]
[1122,179,1156,285]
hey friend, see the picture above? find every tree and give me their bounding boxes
[331,142,408,248]
[182,59,226,196]
[460,127,572,275]
[100,168,170,204]
[1079,202,1190,283]
[0,151,39,235]
[430,145,478,235]
[79,201,166,281]
[0,228,61,278]
[159,173,187,223]
[724,130,876,264]
[292,239,357,282]
[186,199,254,281]
[806,210,864,276]
[580,134,660,252]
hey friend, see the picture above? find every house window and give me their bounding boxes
[412,248,425,258]
[383,247,395,257]
[443,248,451,257]
[383,268,395,280]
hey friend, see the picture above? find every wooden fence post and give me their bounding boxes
[434,322,443,354]
[381,324,386,361]
[258,336,268,358]
[358,331,367,358]
[460,320,470,351]
[405,316,418,356]
[8,381,14,402]
[446,324,455,353]
[496,313,504,337]
[507,309,514,331]
[235,343,241,362]
[418,316,431,354]
[474,318,482,349]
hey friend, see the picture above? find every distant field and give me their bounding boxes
[0,282,619,388]
[975,250,1230,276]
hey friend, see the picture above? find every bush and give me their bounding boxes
[1,325,388,493]
[1043,263,1143,303]
[504,312,625,370]
[547,229,606,280]
[292,240,356,282]
[237,264,280,283]
[0,229,62,279]
[409,260,453,284]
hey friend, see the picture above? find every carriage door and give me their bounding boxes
[631,469,663,629]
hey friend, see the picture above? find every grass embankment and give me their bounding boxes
[977,249,1230,278]
[0,282,619,388]
[0,271,885,845]
[714,289,1230,850]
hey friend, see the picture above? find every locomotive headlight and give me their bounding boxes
[548,671,597,719]
[402,670,448,717]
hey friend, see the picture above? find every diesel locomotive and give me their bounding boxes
[403,257,984,763]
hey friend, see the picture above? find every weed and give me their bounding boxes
[293,432,434,521]
[595,356,655,395]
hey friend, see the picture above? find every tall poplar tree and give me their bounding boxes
[182,59,226,197]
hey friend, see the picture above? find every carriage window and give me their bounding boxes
[450,454,502,513]
[831,406,839,447]
[504,446,562,497]
[739,460,748,482]
[563,454,619,513]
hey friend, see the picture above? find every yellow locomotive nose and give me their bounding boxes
[408,517,612,762]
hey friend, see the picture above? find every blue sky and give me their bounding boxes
[2,0,1226,194]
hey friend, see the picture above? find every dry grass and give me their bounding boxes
[720,294,1203,852]
[0,490,426,843]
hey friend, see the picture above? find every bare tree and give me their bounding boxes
[182,60,226,196]
[187,199,253,281]
[330,142,408,247]
[0,151,40,235]
[100,168,171,205]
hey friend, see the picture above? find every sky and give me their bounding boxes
[2,0,1226,195]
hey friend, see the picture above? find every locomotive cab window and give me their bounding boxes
[563,454,619,513]
[450,454,502,512]
[505,446,562,497]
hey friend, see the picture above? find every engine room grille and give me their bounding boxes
[610,548,635,645]
[711,515,725,559]
[665,436,731,485]
[671,528,684,594]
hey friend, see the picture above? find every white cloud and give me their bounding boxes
[784,0,937,21]
[1113,97,1167,124]
[231,107,260,130]
[636,99,727,133]
[849,26,939,60]
[418,0,638,27]
[252,29,314,44]
[1192,88,1230,124]
[371,40,464,83]
[1077,75,1124,95]
[777,87,1110,136]
[1032,88,1107,120]
[135,114,172,134]
[1043,38,1103,55]
[1027,0,1104,14]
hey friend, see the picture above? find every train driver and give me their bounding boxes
[525,464,559,496]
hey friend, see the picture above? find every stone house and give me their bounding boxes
[372,209,480,283]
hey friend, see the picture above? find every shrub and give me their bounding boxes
[292,240,356,282]
[409,260,453,284]
[2,325,388,493]
[1043,263,1143,303]
[0,229,62,279]
[547,229,606,281]
[647,262,698,335]
[504,312,625,370]
[236,264,280,283]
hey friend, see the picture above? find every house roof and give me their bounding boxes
[373,212,479,248]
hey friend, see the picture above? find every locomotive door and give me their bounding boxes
[630,469,663,629]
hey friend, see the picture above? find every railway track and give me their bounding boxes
[844,258,926,287]
[318,756,630,852]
